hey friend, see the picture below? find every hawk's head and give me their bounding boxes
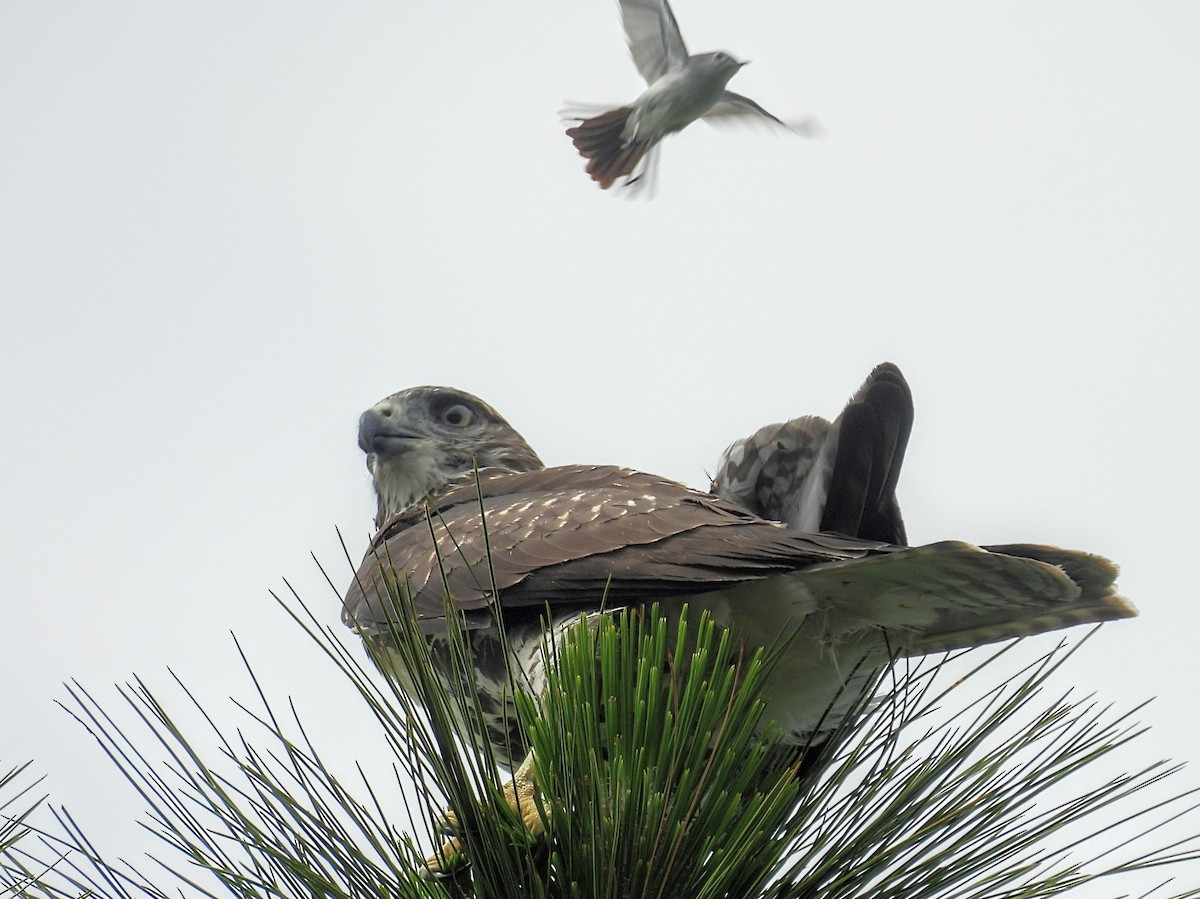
[359,386,544,526]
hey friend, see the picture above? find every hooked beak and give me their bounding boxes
[359,408,421,456]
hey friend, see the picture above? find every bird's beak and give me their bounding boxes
[738,60,751,68]
[359,408,421,455]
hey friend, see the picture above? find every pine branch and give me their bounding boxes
[3,562,1200,899]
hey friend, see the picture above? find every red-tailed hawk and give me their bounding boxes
[343,365,1135,795]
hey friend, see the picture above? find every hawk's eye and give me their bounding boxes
[440,404,474,428]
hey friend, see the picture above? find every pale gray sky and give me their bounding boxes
[2,1,1198,893]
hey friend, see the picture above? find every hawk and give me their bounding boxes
[342,366,1134,869]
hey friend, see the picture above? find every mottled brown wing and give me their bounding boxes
[820,362,912,543]
[711,362,911,544]
[343,464,1134,649]
[791,541,1131,654]
[342,465,887,634]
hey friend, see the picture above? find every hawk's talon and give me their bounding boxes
[420,836,468,879]
[420,752,544,879]
[432,809,461,836]
[506,751,545,838]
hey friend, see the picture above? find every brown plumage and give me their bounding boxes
[346,462,1130,654]
[713,362,913,545]
[343,378,1136,771]
[819,363,912,542]
[347,465,891,633]
[566,108,652,189]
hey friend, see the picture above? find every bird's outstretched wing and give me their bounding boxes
[343,463,1134,655]
[819,362,912,542]
[789,541,1128,655]
[620,0,689,84]
[344,465,872,632]
[712,363,912,543]
[703,91,822,135]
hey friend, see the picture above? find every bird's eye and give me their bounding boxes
[441,404,474,427]
[714,52,728,62]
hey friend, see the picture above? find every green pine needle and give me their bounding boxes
[3,551,1199,899]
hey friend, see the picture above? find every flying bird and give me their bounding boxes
[565,0,816,194]
[342,367,1135,871]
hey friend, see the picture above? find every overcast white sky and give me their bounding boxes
[2,1,1198,893]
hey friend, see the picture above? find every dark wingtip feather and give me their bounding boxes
[820,363,914,544]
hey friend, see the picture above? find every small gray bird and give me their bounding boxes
[565,0,814,194]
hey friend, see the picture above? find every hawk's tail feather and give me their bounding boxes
[566,107,652,190]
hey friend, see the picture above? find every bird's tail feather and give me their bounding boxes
[565,107,653,191]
